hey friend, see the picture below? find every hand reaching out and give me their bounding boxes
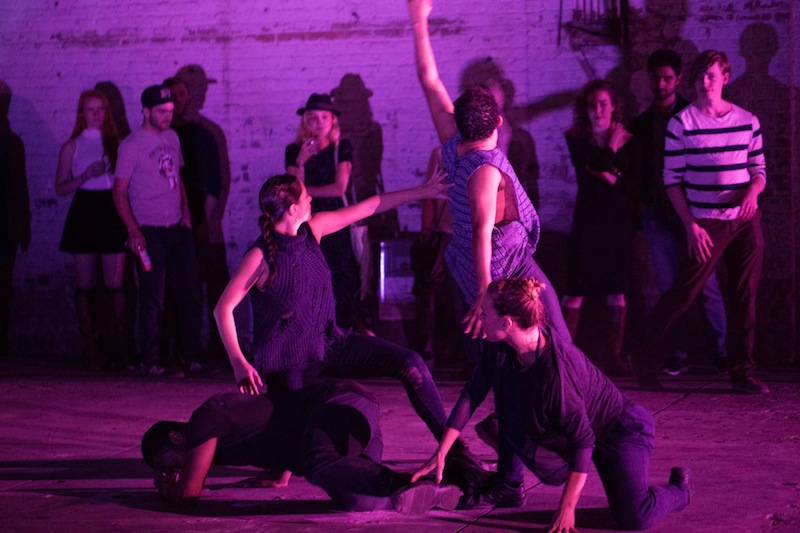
[418,164,451,200]
[411,452,446,484]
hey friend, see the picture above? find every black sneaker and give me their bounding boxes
[479,480,525,508]
[391,481,462,514]
[731,376,770,395]
[662,356,688,376]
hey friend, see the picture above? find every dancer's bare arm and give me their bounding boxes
[408,0,458,142]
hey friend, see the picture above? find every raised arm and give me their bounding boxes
[408,0,458,142]
[308,164,450,240]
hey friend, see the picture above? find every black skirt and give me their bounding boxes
[59,189,127,253]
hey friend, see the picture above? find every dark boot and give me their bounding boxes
[75,289,101,370]
[444,439,491,508]
[99,288,128,370]
[605,304,631,376]
[562,306,581,342]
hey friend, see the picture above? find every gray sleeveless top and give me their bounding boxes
[441,134,541,303]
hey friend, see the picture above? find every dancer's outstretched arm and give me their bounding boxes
[408,0,458,142]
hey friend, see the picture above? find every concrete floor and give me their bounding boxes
[1,354,799,533]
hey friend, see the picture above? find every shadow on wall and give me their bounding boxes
[458,58,542,208]
[624,0,693,114]
[0,80,31,356]
[177,64,232,222]
[726,22,795,365]
[331,74,397,236]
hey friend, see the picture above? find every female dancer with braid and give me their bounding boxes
[214,171,453,436]
[214,171,490,495]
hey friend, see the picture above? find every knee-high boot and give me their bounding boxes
[75,289,101,369]
[562,306,581,343]
[605,304,631,376]
[99,288,128,370]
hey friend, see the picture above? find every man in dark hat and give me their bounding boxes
[112,85,203,376]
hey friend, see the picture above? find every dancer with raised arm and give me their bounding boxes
[407,0,570,505]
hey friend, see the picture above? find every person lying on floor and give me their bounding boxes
[141,380,478,514]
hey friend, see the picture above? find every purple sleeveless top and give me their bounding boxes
[441,134,541,303]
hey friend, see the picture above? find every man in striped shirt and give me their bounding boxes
[631,50,768,394]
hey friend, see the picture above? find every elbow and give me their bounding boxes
[212,301,224,326]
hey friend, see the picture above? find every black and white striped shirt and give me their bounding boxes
[664,103,766,220]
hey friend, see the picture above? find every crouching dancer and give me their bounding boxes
[413,278,692,531]
[142,380,468,514]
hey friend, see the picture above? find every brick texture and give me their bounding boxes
[1,0,797,362]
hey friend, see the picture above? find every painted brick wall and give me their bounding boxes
[1,0,797,361]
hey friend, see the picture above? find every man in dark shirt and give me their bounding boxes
[164,76,230,365]
[629,49,727,376]
[141,381,464,514]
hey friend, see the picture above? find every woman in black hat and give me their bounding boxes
[286,93,370,333]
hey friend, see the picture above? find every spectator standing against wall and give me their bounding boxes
[630,51,769,395]
[54,90,128,370]
[411,146,460,366]
[562,80,642,376]
[629,49,728,377]
[0,81,30,357]
[164,76,229,365]
[286,93,371,334]
[113,85,202,376]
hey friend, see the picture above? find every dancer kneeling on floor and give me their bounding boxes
[413,277,692,531]
[142,380,462,513]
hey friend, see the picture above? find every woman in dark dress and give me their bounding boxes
[563,80,642,375]
[285,93,369,333]
[413,277,692,532]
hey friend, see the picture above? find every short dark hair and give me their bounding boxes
[453,86,500,142]
[647,49,682,76]
[689,50,731,84]
[141,421,185,469]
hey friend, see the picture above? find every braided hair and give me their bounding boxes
[258,174,303,283]
[487,277,547,330]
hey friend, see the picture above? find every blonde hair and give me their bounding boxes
[487,277,546,329]
[294,111,341,145]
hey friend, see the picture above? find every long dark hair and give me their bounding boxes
[70,90,120,172]
[258,174,303,282]
[566,79,622,142]
[487,277,546,330]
